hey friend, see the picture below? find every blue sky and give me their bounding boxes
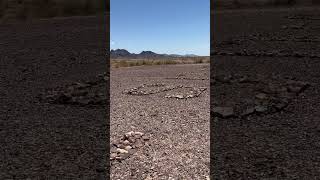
[111,0,210,56]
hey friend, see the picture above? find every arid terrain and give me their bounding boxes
[2,2,320,180]
[0,0,106,23]
[211,6,320,179]
[0,15,108,179]
[110,63,210,179]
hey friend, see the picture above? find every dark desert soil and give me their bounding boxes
[211,7,320,179]
[0,16,108,179]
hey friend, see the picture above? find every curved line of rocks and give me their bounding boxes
[123,83,207,99]
[123,83,182,96]
[165,86,207,99]
[165,77,209,80]
[212,75,311,118]
[38,72,108,107]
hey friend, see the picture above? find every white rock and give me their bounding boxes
[125,131,134,137]
[123,140,130,145]
[116,148,128,154]
[134,131,144,136]
[176,95,184,99]
[110,153,118,159]
[124,146,132,150]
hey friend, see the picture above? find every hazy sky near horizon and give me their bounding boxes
[111,0,210,56]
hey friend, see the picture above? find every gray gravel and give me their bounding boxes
[110,64,210,179]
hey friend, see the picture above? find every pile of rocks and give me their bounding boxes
[39,72,108,107]
[212,74,311,118]
[110,131,150,161]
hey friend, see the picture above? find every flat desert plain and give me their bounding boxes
[0,16,108,179]
[212,6,320,179]
[110,64,210,179]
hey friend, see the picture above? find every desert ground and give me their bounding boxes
[0,15,109,179]
[211,6,320,179]
[110,63,210,179]
[1,3,320,180]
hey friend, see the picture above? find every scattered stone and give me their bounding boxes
[134,131,144,137]
[213,107,235,118]
[118,153,130,160]
[287,85,303,93]
[128,148,138,155]
[273,101,289,111]
[176,95,184,99]
[122,140,130,146]
[255,93,268,100]
[186,94,194,98]
[125,131,135,137]
[241,107,255,117]
[255,105,268,113]
[124,146,132,151]
[116,148,128,154]
[238,76,249,83]
[110,153,118,160]
[286,80,310,94]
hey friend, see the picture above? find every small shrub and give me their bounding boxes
[194,58,204,64]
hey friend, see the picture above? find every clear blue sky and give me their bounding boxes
[111,0,210,56]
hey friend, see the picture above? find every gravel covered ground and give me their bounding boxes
[2,5,320,180]
[211,7,320,179]
[0,16,108,179]
[110,64,210,179]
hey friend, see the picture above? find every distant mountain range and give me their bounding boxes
[110,49,199,58]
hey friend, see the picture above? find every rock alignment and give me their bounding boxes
[212,74,311,118]
[165,87,207,99]
[123,83,207,99]
[165,76,209,81]
[39,72,108,107]
[123,83,180,96]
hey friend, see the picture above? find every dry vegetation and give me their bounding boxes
[111,57,210,68]
[0,0,106,22]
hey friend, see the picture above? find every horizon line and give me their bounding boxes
[110,48,209,56]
